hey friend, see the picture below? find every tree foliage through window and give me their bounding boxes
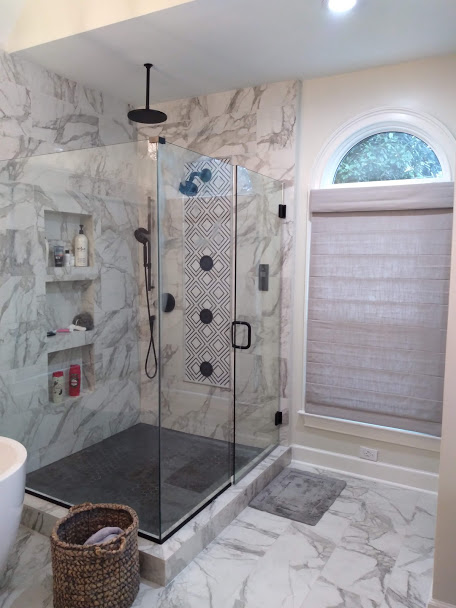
[333,131,442,184]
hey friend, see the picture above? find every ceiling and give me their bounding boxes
[14,0,456,105]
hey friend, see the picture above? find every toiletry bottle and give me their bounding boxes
[74,225,88,267]
[64,249,71,267]
[52,371,65,404]
[54,245,64,267]
[69,364,81,397]
[70,251,75,267]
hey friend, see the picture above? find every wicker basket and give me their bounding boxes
[50,502,140,608]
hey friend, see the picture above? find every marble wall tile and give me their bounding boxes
[0,81,31,140]
[0,47,147,475]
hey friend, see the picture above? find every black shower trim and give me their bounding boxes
[200,255,213,271]
[200,361,213,377]
[200,309,213,324]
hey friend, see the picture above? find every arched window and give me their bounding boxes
[333,131,442,184]
[312,108,455,188]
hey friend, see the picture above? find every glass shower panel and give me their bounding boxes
[0,140,162,539]
[156,142,233,538]
[234,167,282,480]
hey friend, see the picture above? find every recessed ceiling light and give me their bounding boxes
[327,0,357,13]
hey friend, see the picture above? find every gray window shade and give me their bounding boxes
[306,183,454,437]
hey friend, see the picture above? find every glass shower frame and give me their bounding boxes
[0,137,282,544]
[155,140,282,540]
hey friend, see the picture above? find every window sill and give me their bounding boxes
[297,410,440,453]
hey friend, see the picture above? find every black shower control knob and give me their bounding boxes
[200,362,213,377]
[200,255,213,271]
[200,309,213,324]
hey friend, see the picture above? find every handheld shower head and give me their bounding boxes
[134,227,149,245]
[179,168,212,196]
[134,227,152,292]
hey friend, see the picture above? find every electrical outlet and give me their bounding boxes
[359,446,378,462]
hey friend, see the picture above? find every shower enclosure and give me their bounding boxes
[0,137,283,542]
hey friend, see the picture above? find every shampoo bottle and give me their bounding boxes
[74,225,88,267]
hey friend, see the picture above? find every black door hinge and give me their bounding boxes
[278,204,286,219]
[275,411,283,426]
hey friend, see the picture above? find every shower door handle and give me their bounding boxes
[231,321,252,350]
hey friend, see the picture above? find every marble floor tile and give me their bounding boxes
[380,567,433,608]
[228,521,336,608]
[301,577,382,608]
[0,527,51,608]
[1,470,438,608]
[319,543,396,604]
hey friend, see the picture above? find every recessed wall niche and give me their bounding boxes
[45,280,94,331]
[47,344,95,404]
[44,210,95,268]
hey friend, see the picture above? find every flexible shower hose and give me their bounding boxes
[144,265,158,379]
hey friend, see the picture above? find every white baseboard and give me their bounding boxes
[291,444,438,492]
[428,599,456,608]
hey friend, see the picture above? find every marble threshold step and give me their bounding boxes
[22,445,291,586]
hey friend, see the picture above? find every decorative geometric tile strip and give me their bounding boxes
[183,157,232,388]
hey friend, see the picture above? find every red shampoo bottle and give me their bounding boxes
[69,364,81,397]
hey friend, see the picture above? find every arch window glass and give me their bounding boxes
[333,131,442,184]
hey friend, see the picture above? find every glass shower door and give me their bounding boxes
[156,141,233,539]
[233,167,283,480]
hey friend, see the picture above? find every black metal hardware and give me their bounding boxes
[278,204,286,219]
[162,293,175,312]
[200,309,213,324]
[231,321,252,350]
[259,264,269,291]
[158,136,166,144]
[200,361,213,377]
[200,255,214,271]
[275,411,283,426]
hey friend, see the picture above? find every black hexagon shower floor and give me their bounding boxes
[26,423,261,537]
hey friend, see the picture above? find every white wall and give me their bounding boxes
[292,54,456,487]
[431,182,456,607]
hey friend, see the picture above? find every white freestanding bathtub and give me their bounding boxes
[0,437,27,581]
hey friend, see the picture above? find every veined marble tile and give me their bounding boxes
[381,567,433,608]
[319,543,395,605]
[0,526,51,608]
[302,577,382,608]
[0,81,31,140]
[229,520,335,608]
[162,507,287,608]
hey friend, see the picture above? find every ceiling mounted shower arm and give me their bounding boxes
[145,62,152,110]
[127,62,167,125]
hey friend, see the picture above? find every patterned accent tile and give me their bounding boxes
[183,157,232,388]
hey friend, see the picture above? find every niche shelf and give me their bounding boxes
[47,331,94,354]
[46,266,100,283]
[44,209,95,269]
[47,344,95,406]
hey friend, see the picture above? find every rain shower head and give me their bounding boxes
[127,63,167,125]
[179,168,212,196]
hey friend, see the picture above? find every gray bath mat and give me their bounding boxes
[250,468,346,525]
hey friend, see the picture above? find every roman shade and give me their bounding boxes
[306,182,454,436]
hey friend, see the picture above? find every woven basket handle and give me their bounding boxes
[69,502,93,513]
[94,537,127,556]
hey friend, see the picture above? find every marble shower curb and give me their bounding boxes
[21,445,291,586]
